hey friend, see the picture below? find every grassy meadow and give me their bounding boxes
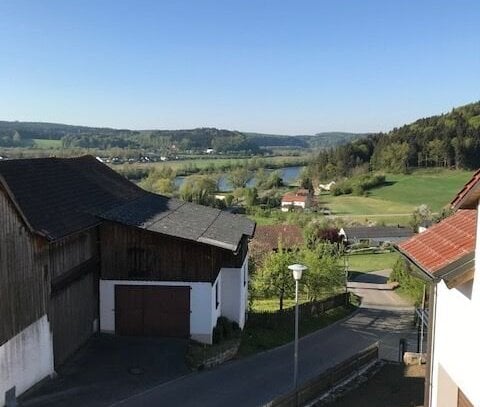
[33,139,63,148]
[347,252,399,273]
[319,168,472,224]
[115,155,306,173]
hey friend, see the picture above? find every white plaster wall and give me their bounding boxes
[211,273,222,329]
[0,315,54,403]
[99,279,213,344]
[220,255,248,329]
[220,267,241,324]
[430,206,480,406]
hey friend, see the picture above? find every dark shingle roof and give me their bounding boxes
[101,194,255,251]
[342,226,414,240]
[0,156,254,250]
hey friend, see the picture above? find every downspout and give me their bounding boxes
[424,281,438,407]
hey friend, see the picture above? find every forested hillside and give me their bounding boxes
[0,123,259,153]
[0,121,364,154]
[308,101,480,180]
[245,132,366,149]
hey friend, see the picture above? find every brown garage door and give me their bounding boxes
[115,285,190,338]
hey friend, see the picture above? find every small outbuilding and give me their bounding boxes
[339,226,413,246]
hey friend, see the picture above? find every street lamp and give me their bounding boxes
[288,263,307,391]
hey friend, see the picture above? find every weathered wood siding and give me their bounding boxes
[49,270,97,365]
[48,231,97,278]
[100,222,247,283]
[0,188,49,346]
[48,229,99,366]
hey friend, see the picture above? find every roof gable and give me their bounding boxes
[451,169,480,209]
[0,156,142,239]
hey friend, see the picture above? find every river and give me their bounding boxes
[174,166,304,192]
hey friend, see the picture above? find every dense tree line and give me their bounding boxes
[307,101,480,180]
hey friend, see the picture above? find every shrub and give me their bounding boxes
[213,316,240,344]
[331,174,385,196]
[389,258,425,306]
[212,324,224,344]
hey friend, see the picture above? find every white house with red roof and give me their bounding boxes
[280,189,312,212]
[397,170,480,407]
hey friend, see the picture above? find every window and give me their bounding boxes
[215,282,219,308]
[243,264,247,287]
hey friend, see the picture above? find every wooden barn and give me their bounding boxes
[0,156,254,401]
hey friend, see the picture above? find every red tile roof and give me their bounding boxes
[451,169,480,209]
[397,209,477,275]
[281,193,308,203]
[253,225,304,250]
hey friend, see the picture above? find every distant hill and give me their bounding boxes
[308,101,480,179]
[0,121,365,152]
[309,132,368,148]
[244,131,367,149]
[0,122,259,153]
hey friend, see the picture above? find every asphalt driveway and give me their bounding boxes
[111,269,416,407]
[20,334,189,407]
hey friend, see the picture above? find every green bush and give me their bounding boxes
[212,325,224,344]
[389,258,425,306]
[332,174,386,196]
[213,316,240,344]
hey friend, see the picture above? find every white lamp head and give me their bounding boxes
[288,264,307,281]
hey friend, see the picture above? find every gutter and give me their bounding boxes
[424,282,437,407]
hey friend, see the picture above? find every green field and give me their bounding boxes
[347,252,400,273]
[115,155,306,173]
[368,169,472,211]
[320,169,472,223]
[33,139,63,148]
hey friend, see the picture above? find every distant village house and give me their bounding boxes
[280,189,312,212]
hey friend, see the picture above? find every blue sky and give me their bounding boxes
[0,1,479,134]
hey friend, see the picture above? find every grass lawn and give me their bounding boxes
[317,168,472,225]
[33,139,63,148]
[238,305,355,357]
[369,168,472,212]
[347,252,400,273]
[252,297,311,312]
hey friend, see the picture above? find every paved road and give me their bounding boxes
[113,269,416,407]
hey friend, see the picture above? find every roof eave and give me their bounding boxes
[197,236,238,252]
[451,186,480,210]
[394,244,476,286]
[393,244,436,283]
[0,174,48,240]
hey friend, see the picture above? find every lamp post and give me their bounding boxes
[288,263,307,391]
